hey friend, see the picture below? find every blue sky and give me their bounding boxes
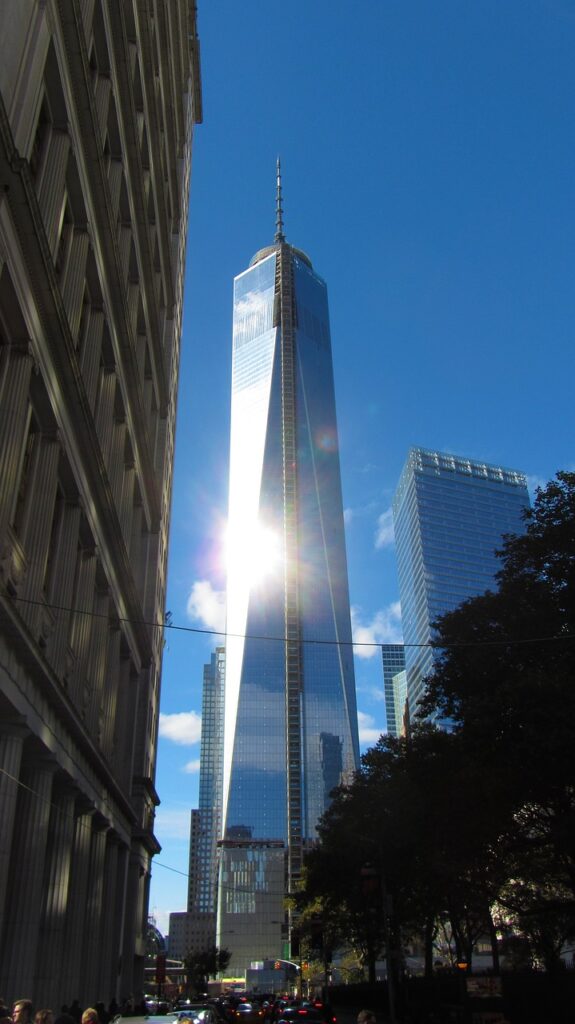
[149,0,575,932]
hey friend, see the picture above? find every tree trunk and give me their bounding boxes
[424,916,435,978]
[487,909,500,974]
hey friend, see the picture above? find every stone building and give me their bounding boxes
[0,0,201,1006]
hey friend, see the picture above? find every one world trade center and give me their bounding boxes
[218,165,359,972]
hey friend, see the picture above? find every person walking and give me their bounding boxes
[357,1011,377,1024]
[35,1010,53,1024]
[80,1010,99,1024]
[13,1001,34,1024]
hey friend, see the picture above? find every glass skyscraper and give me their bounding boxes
[189,647,225,916]
[218,166,359,972]
[393,447,530,718]
[381,644,406,737]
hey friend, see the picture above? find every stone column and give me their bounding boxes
[119,846,144,1003]
[94,75,111,146]
[0,346,34,542]
[109,418,126,509]
[111,841,129,1003]
[35,781,77,1007]
[20,434,60,633]
[0,756,56,1002]
[36,127,70,258]
[81,817,109,1002]
[62,229,90,340]
[84,585,109,733]
[0,723,27,938]
[99,619,121,758]
[120,463,135,550]
[79,307,104,412]
[129,503,144,592]
[46,501,81,676]
[98,834,121,1000]
[118,225,132,286]
[79,0,96,42]
[68,546,97,707]
[60,805,94,1001]
[95,366,116,468]
[108,159,123,221]
[112,657,139,789]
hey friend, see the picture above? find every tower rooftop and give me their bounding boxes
[249,242,312,269]
[249,159,312,269]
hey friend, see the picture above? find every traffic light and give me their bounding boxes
[274,960,281,970]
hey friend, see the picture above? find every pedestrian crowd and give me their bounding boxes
[0,998,127,1024]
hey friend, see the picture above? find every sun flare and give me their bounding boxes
[225,518,283,588]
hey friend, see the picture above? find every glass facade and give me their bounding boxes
[219,242,359,972]
[381,644,406,737]
[393,447,530,717]
[189,648,225,915]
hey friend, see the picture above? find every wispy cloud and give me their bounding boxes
[159,710,202,745]
[154,807,192,840]
[357,710,384,745]
[186,579,226,633]
[526,473,547,499]
[183,759,201,774]
[375,508,394,549]
[351,601,403,659]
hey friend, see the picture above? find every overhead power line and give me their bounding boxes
[0,767,298,898]
[4,593,573,650]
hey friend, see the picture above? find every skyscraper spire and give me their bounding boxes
[275,156,285,243]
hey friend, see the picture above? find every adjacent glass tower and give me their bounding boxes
[393,447,530,718]
[381,644,406,737]
[218,165,359,972]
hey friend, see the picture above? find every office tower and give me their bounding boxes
[188,809,203,912]
[0,1,201,1006]
[195,646,225,914]
[381,644,406,737]
[218,166,359,973]
[392,669,408,737]
[393,447,530,718]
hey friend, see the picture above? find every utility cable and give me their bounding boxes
[5,593,573,650]
[0,766,300,897]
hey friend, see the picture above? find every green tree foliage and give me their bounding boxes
[183,945,231,993]
[298,473,575,973]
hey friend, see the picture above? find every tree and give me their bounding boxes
[419,471,575,960]
[184,945,231,994]
[297,473,575,974]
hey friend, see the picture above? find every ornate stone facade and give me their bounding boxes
[0,0,201,1006]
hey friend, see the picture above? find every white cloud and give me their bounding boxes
[343,507,354,525]
[351,601,403,659]
[357,710,384,745]
[186,579,226,632]
[154,807,193,840]
[526,473,546,499]
[375,508,395,549]
[234,289,268,320]
[159,710,202,745]
[183,759,201,774]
